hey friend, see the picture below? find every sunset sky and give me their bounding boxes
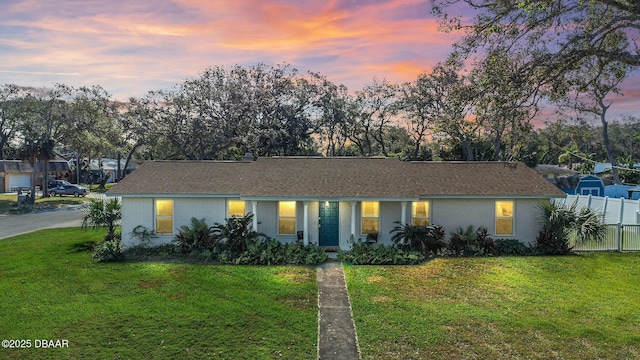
[1,0,638,121]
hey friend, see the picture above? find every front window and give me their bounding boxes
[412,201,430,227]
[228,200,246,218]
[496,201,514,235]
[278,201,296,235]
[155,199,174,234]
[361,201,379,234]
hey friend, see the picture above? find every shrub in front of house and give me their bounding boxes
[223,239,328,265]
[390,222,446,256]
[494,238,533,256]
[337,241,426,265]
[446,226,498,257]
[91,235,124,262]
[534,200,607,255]
[174,217,218,253]
[122,215,327,265]
[84,198,125,262]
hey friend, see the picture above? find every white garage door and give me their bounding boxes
[7,174,30,192]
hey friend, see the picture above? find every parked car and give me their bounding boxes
[49,184,89,197]
[48,180,71,189]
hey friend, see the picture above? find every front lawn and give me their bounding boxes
[345,255,640,359]
[0,228,318,359]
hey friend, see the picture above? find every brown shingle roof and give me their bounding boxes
[108,157,566,199]
[0,160,69,173]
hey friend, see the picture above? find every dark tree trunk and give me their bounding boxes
[599,99,620,184]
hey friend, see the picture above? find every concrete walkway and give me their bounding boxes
[317,262,361,360]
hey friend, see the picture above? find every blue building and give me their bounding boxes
[551,174,605,196]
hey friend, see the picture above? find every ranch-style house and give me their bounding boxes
[107,157,566,249]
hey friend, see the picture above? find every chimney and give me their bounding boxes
[243,152,255,161]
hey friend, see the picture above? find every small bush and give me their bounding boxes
[301,244,329,265]
[390,222,446,256]
[446,226,497,256]
[338,242,425,265]
[475,228,497,255]
[92,238,124,262]
[534,227,573,255]
[211,214,265,256]
[173,217,216,253]
[226,239,328,265]
[130,225,157,247]
[494,239,532,256]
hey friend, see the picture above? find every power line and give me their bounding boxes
[565,150,640,173]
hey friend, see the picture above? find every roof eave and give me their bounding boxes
[421,194,566,199]
[107,193,242,198]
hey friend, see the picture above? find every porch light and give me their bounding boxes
[325,201,330,207]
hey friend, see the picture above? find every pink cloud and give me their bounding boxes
[3,0,459,97]
[2,0,638,128]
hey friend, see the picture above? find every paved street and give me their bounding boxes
[0,206,85,240]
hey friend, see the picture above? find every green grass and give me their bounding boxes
[6,227,640,359]
[345,255,640,360]
[0,228,318,359]
[0,194,88,214]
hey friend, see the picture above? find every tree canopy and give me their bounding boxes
[1,60,639,184]
[431,0,640,77]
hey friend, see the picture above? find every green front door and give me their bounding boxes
[319,201,339,247]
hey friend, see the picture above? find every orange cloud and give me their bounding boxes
[1,0,460,99]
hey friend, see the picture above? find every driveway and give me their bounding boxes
[0,206,84,240]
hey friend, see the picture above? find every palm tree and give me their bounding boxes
[18,136,55,205]
[82,198,122,242]
[211,213,265,255]
[37,136,56,198]
[535,200,606,255]
[390,221,445,256]
[174,217,214,253]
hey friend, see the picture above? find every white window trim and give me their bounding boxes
[361,201,379,235]
[278,201,297,235]
[227,199,246,218]
[580,187,600,196]
[411,200,430,226]
[155,199,174,235]
[495,200,515,236]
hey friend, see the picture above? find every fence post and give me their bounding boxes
[617,223,623,252]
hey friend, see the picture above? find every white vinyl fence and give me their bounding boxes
[569,224,640,251]
[561,194,640,251]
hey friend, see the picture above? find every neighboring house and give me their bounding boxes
[108,157,566,250]
[628,186,640,200]
[88,158,138,184]
[604,184,636,199]
[0,160,70,193]
[552,174,605,196]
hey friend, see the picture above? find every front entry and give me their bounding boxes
[319,201,339,247]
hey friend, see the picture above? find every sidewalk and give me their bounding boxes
[317,262,361,360]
